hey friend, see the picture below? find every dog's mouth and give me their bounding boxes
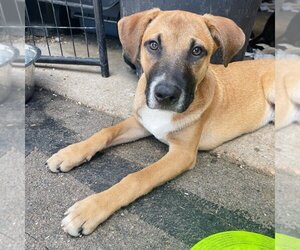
[146,100,191,113]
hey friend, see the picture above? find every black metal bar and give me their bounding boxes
[38,0,118,11]
[50,0,64,56]
[36,0,51,55]
[1,22,117,30]
[64,0,76,57]
[73,13,118,23]
[39,0,94,10]
[37,55,101,65]
[25,5,36,45]
[1,25,96,29]
[79,0,90,57]
[93,0,109,77]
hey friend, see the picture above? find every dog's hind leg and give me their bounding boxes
[46,116,150,172]
[261,70,275,126]
[282,76,300,124]
[276,64,300,130]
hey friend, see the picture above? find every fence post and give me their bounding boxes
[93,0,109,77]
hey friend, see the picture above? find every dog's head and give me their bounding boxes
[118,9,245,113]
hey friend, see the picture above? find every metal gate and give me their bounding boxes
[0,0,110,77]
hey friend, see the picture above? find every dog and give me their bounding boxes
[46,9,280,237]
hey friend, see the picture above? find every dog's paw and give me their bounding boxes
[46,142,93,173]
[61,193,112,237]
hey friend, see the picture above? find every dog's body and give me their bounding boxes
[45,9,298,237]
[135,60,275,149]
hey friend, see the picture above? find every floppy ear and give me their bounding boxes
[203,14,245,67]
[118,8,161,64]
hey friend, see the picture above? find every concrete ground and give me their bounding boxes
[0,88,25,250]
[25,89,274,249]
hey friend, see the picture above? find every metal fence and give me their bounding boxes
[0,0,110,77]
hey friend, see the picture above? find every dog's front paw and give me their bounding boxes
[61,193,113,237]
[46,142,94,172]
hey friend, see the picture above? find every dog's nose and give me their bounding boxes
[154,84,181,104]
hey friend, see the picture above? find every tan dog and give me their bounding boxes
[46,9,277,236]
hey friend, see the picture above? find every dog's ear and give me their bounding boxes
[118,8,161,64]
[203,14,245,67]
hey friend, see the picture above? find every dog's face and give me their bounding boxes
[118,9,245,113]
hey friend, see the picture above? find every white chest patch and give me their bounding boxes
[138,106,176,142]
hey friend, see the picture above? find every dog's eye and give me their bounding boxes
[192,46,202,56]
[149,41,159,51]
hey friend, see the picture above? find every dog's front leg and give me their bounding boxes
[47,116,150,172]
[61,126,200,236]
